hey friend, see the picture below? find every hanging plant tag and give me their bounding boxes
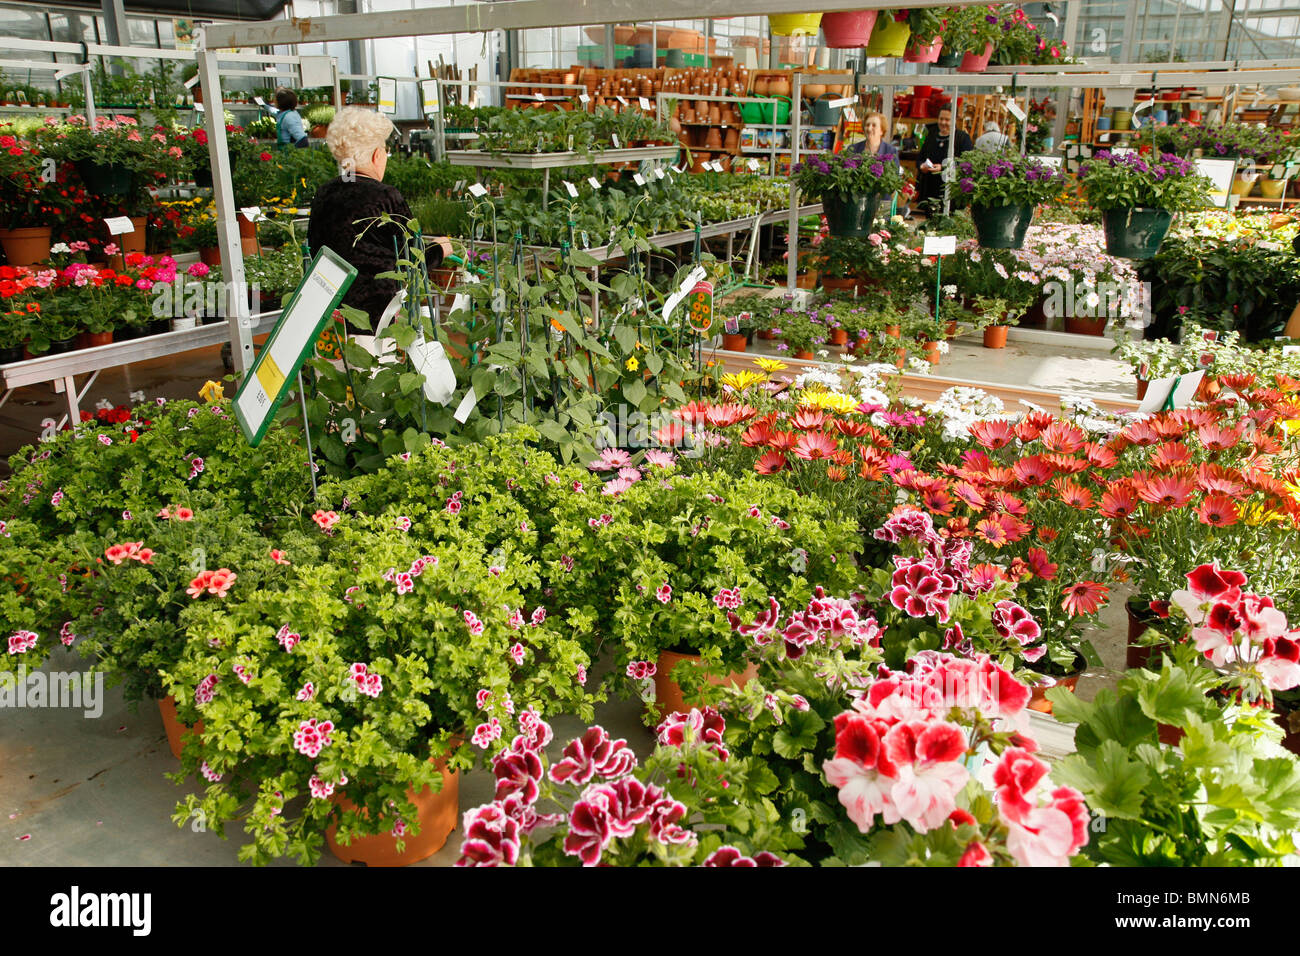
[240,207,264,223]
[827,96,854,109]
[468,182,488,197]
[1004,98,1027,122]
[581,231,590,248]
[686,281,714,334]
[724,316,740,334]
[579,93,591,104]
[632,173,646,186]
[563,180,579,198]
[587,176,601,190]
[453,387,478,423]
[254,96,267,107]
[184,74,199,89]
[639,96,652,111]
[611,133,621,148]
[747,158,761,171]
[652,167,665,180]
[616,96,628,107]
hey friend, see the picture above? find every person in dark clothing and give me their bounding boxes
[915,106,974,216]
[307,106,413,329]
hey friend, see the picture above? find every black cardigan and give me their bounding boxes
[307,175,414,326]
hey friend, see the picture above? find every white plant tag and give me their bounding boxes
[1004,98,1027,122]
[453,387,478,423]
[633,173,647,186]
[104,216,135,235]
[468,182,488,197]
[922,235,957,255]
[240,206,264,222]
[563,180,579,198]
[587,176,601,189]
[639,96,652,110]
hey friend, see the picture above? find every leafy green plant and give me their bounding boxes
[1079,150,1211,212]
[791,151,905,203]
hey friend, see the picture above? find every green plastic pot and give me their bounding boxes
[1102,207,1173,259]
[865,16,912,57]
[936,51,964,68]
[970,202,1034,249]
[822,192,882,237]
[739,95,791,125]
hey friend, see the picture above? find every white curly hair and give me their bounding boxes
[325,106,394,169]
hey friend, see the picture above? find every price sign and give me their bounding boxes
[922,235,957,256]
[639,96,652,111]
[234,247,357,446]
[827,96,854,109]
[747,158,761,171]
[193,101,205,113]
[104,216,135,235]
[685,280,714,334]
[579,93,591,104]
[420,79,440,115]
[535,91,546,101]
[377,77,398,115]
[468,182,488,197]
[1004,98,1027,122]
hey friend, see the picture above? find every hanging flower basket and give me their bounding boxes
[822,193,882,237]
[75,159,133,197]
[1101,207,1175,260]
[958,41,995,73]
[864,15,912,57]
[822,10,878,48]
[904,37,943,63]
[768,13,823,37]
[970,203,1034,249]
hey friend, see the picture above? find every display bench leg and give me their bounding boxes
[53,371,99,430]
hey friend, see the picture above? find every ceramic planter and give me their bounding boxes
[1026,655,1086,715]
[654,650,759,721]
[325,759,460,866]
[1063,315,1107,336]
[970,202,1034,250]
[958,42,994,73]
[904,37,943,63]
[0,225,53,267]
[822,10,878,48]
[158,695,205,760]
[768,13,822,36]
[1101,207,1173,260]
[822,192,882,238]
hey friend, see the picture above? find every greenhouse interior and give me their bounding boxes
[3,0,1300,880]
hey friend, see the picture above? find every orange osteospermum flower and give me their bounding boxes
[975,517,1009,548]
[1149,442,1194,471]
[1083,442,1118,470]
[997,513,1032,543]
[1043,453,1089,475]
[1135,473,1196,509]
[1039,421,1086,454]
[766,430,799,453]
[672,400,711,427]
[833,418,873,438]
[755,450,787,475]
[1196,463,1246,497]
[1053,479,1094,510]
[705,403,758,429]
[1197,493,1240,527]
[1012,455,1054,488]
[826,465,848,482]
[1061,580,1110,617]
[830,449,854,467]
[922,488,954,515]
[1196,421,1245,451]
[950,481,986,510]
[1099,482,1140,520]
[969,419,1017,449]
[790,407,828,431]
[1118,420,1163,446]
[1219,372,1256,392]
[792,431,838,461]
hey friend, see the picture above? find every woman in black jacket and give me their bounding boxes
[307,106,413,328]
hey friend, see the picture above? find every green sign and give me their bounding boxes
[233,246,356,446]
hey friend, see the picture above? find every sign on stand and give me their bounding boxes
[234,247,356,446]
[686,280,714,335]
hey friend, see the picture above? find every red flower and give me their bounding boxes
[259,151,272,161]
[969,419,1016,449]
[704,403,757,429]
[754,450,787,475]
[1039,421,1086,454]
[1061,581,1109,617]
[792,431,838,461]
[1135,473,1196,509]
[1197,493,1239,527]
[1053,480,1093,510]
[1012,455,1054,488]
[789,407,828,431]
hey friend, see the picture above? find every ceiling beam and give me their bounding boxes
[202,0,1061,50]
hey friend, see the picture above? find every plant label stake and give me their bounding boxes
[922,235,956,328]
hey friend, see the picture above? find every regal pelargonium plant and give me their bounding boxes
[791,151,905,203]
[1078,150,1211,213]
[950,149,1064,209]
[165,518,597,866]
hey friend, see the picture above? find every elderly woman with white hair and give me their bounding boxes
[308,106,414,327]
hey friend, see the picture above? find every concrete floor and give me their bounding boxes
[0,328,1134,866]
[0,605,1127,867]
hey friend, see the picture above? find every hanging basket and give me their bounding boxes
[75,159,134,197]
[958,42,995,73]
[970,202,1034,250]
[822,10,877,48]
[1101,207,1173,260]
[768,13,823,36]
[904,37,943,63]
[864,16,912,57]
[822,192,882,237]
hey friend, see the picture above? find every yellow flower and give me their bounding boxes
[625,357,638,372]
[198,380,225,403]
[1281,419,1300,436]
[754,357,787,373]
[720,370,766,391]
[799,389,858,414]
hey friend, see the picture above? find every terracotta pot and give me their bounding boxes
[893,346,907,368]
[0,225,53,267]
[820,276,858,295]
[310,125,328,138]
[158,695,205,760]
[944,319,959,339]
[794,349,814,360]
[83,331,113,348]
[1064,315,1107,336]
[1126,598,1170,670]
[757,329,778,340]
[922,340,941,364]
[1027,673,1080,715]
[795,270,818,289]
[238,216,259,256]
[445,330,471,366]
[724,127,740,150]
[982,324,1008,349]
[198,246,222,267]
[705,127,723,149]
[884,324,901,338]
[326,758,460,867]
[830,328,849,346]
[653,650,759,720]
[721,332,748,351]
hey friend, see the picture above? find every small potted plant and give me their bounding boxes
[970,294,1015,349]
[950,149,1063,249]
[771,307,822,360]
[1078,149,1213,260]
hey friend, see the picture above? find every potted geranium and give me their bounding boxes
[969,294,1020,349]
[1078,149,1210,259]
[791,152,904,238]
[951,150,1062,249]
[0,130,69,266]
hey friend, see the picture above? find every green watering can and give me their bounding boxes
[740,95,792,126]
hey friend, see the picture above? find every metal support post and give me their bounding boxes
[197,43,254,376]
[786,72,803,292]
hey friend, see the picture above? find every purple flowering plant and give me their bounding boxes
[1078,149,1210,212]
[791,149,905,202]
[950,148,1063,209]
